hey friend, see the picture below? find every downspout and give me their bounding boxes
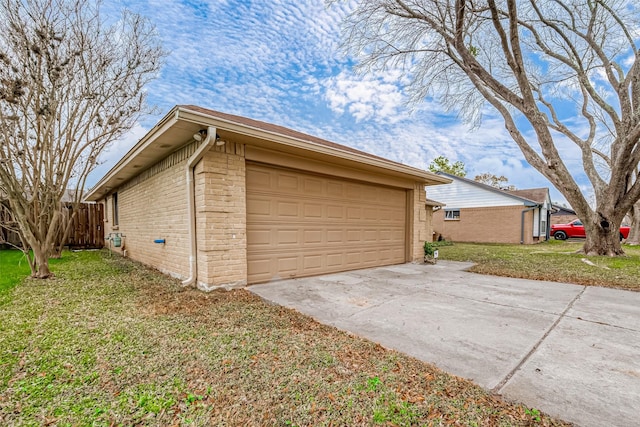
[182,126,217,286]
[520,206,538,244]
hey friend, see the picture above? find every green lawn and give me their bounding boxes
[0,250,32,307]
[0,250,568,426]
[436,241,640,290]
[0,250,31,292]
[0,250,73,306]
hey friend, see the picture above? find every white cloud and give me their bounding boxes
[323,71,406,123]
[91,0,594,209]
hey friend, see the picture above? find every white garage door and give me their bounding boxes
[246,163,406,283]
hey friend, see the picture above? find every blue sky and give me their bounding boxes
[88,0,585,205]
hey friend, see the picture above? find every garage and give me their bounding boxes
[87,106,451,290]
[246,162,407,283]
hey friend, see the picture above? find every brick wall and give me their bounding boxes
[195,142,247,290]
[102,143,196,279]
[409,183,431,261]
[433,205,537,244]
[102,141,249,289]
[551,214,578,225]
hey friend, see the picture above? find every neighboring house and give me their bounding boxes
[551,204,578,225]
[85,105,451,290]
[427,173,552,244]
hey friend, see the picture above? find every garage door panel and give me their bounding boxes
[303,203,323,218]
[247,163,406,283]
[393,247,405,258]
[347,206,363,220]
[326,252,343,267]
[346,230,362,242]
[327,205,344,219]
[380,208,402,221]
[277,172,300,190]
[362,250,379,262]
[379,230,394,241]
[303,229,323,244]
[276,229,299,245]
[327,182,344,196]
[247,197,272,216]
[249,229,272,246]
[383,231,396,241]
[277,257,299,274]
[250,226,405,247]
[304,177,323,193]
[325,229,343,243]
[363,229,379,242]
[276,201,299,217]
[347,184,364,199]
[248,258,272,277]
[303,255,323,269]
[246,168,272,189]
[363,209,379,221]
[381,187,405,199]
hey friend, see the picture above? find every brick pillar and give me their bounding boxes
[195,142,247,290]
[409,183,429,262]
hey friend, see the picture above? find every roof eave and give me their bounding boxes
[436,172,544,206]
[86,106,451,201]
[425,199,446,207]
[85,107,181,201]
[176,107,451,186]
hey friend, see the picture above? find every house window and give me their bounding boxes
[540,220,547,236]
[112,192,119,226]
[445,209,460,220]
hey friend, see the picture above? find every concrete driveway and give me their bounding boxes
[249,261,640,427]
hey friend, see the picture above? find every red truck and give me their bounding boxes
[550,219,630,240]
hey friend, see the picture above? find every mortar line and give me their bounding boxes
[492,286,587,394]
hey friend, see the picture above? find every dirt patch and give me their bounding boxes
[137,285,253,317]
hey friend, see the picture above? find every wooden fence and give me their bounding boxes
[63,203,105,249]
[0,202,104,249]
[0,203,17,247]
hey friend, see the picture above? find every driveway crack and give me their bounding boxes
[405,285,572,319]
[565,315,640,333]
[492,286,587,394]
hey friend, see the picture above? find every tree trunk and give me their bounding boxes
[30,244,53,278]
[52,208,76,258]
[18,233,37,277]
[626,202,640,245]
[9,199,62,279]
[581,219,624,256]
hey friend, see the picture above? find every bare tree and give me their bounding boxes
[474,172,515,190]
[0,0,164,277]
[338,0,640,255]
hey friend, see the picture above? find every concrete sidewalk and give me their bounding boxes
[249,261,640,427]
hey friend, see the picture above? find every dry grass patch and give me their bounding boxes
[0,250,570,426]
